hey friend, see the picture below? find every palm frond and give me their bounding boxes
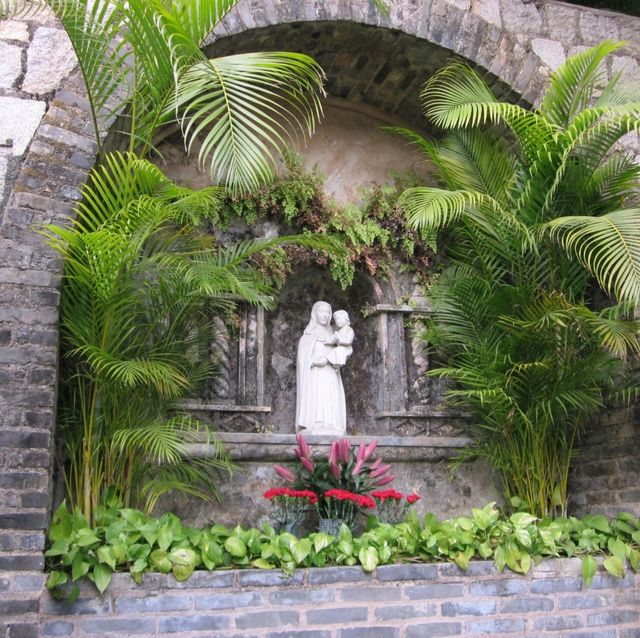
[539,40,624,128]
[542,208,640,303]
[1,0,45,19]
[45,0,131,152]
[421,61,556,164]
[174,52,325,195]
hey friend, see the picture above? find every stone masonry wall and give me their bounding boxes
[570,406,640,518]
[1,2,640,635]
[25,560,640,637]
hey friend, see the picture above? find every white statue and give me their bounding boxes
[296,301,354,436]
[327,309,354,367]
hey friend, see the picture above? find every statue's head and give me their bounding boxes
[311,301,332,326]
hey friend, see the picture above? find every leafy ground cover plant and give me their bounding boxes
[45,500,640,597]
[395,41,640,517]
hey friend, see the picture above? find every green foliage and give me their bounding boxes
[398,42,640,517]
[45,501,640,596]
[220,157,435,288]
[2,0,324,195]
[45,153,334,525]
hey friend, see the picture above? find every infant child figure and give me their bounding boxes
[327,309,354,367]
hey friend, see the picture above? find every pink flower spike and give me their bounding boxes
[364,440,378,461]
[328,441,338,467]
[296,433,311,459]
[293,447,302,458]
[274,465,295,482]
[375,474,395,487]
[370,458,383,469]
[352,458,364,476]
[338,438,351,463]
[356,443,366,464]
[370,463,392,478]
[300,457,315,473]
[330,460,341,480]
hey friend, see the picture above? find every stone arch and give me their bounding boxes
[1,0,640,581]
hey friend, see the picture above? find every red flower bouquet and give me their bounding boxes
[371,489,421,524]
[273,433,399,529]
[263,487,318,532]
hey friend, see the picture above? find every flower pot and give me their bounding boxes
[318,517,344,536]
[277,520,301,536]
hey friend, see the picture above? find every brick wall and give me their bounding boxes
[570,407,640,517]
[15,560,637,637]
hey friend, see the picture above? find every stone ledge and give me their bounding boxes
[187,431,474,462]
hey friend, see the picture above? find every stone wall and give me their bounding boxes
[1,3,640,634]
[2,560,638,637]
[570,407,640,518]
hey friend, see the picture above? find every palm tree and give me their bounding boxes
[394,41,640,517]
[3,0,328,522]
[4,0,325,195]
[44,152,331,523]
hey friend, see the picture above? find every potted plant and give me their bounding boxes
[273,434,396,533]
[263,487,318,535]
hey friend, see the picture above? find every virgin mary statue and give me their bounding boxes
[296,301,346,435]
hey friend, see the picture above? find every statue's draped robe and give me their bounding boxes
[296,327,346,434]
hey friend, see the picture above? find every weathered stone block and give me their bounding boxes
[500,596,553,613]
[41,621,74,636]
[159,614,233,632]
[442,600,497,616]
[375,604,437,620]
[469,578,528,596]
[587,610,639,626]
[238,569,304,587]
[0,554,44,570]
[341,586,402,602]
[340,628,398,638]
[406,622,461,637]
[194,591,263,610]
[530,576,582,594]
[466,618,526,634]
[377,564,438,581]
[308,566,370,585]
[236,610,299,629]
[0,20,30,42]
[114,594,192,613]
[78,619,157,635]
[269,589,334,605]
[0,42,22,89]
[405,583,464,599]
[533,614,584,631]
[307,607,368,625]
[23,27,77,94]
[0,98,46,156]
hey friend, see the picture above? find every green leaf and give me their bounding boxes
[97,545,116,570]
[75,529,100,547]
[149,549,172,573]
[292,538,312,565]
[514,528,532,549]
[224,536,247,559]
[168,547,199,567]
[628,548,639,572]
[603,555,625,579]
[359,546,379,572]
[252,558,275,569]
[510,513,537,528]
[172,562,195,581]
[157,526,173,552]
[582,555,598,586]
[313,533,334,553]
[91,564,112,594]
[607,537,628,562]
[453,551,470,570]
[71,555,92,581]
[46,570,68,590]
